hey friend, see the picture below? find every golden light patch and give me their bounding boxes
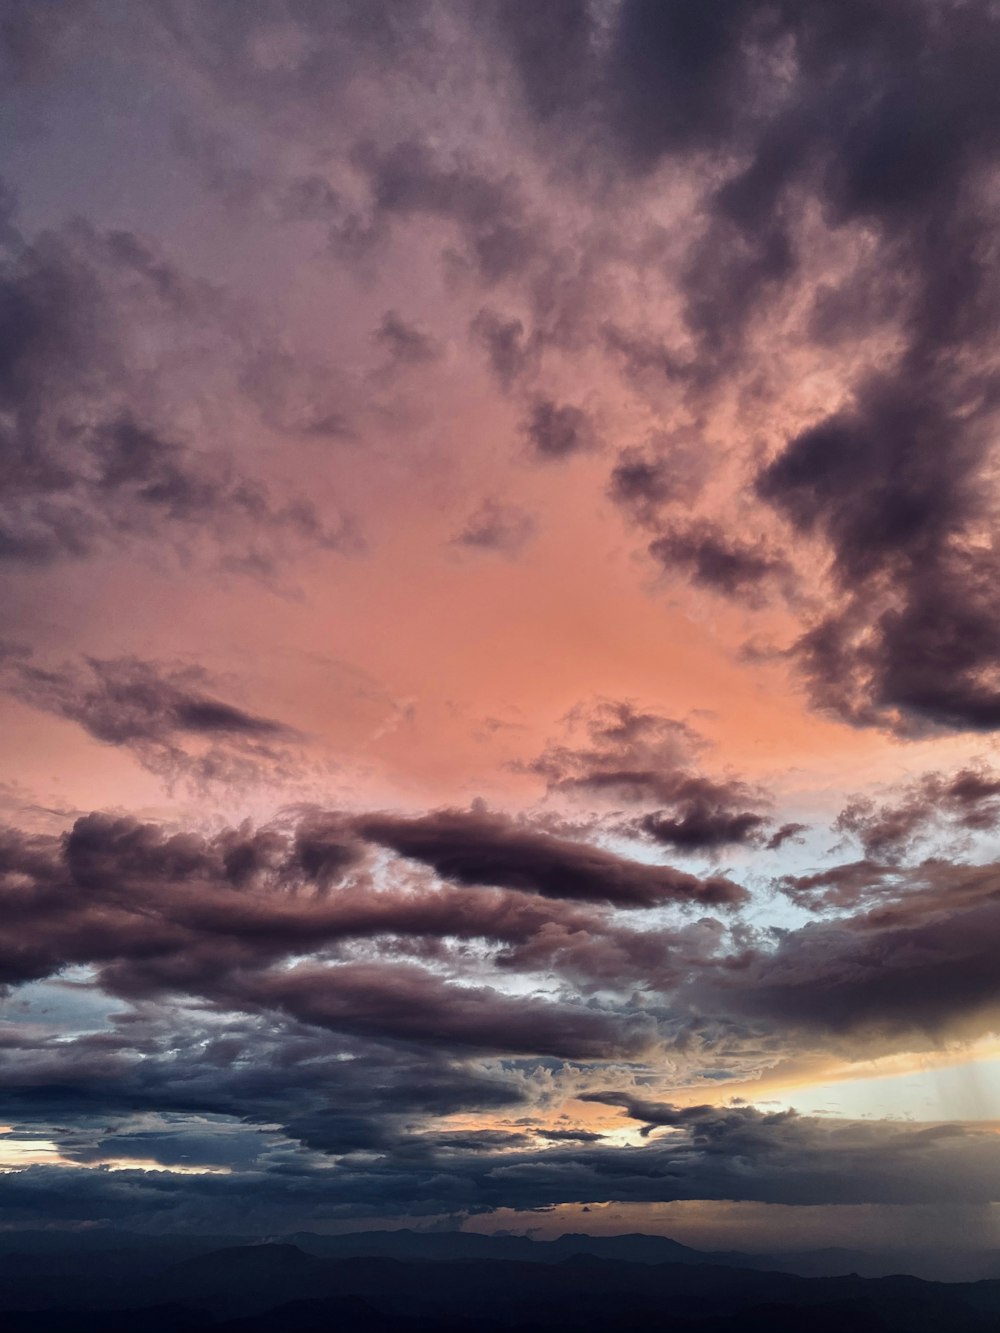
[0,1138,67,1170]
[0,1138,231,1176]
[719,1034,1000,1108]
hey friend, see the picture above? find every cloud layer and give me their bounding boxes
[6,0,1000,1239]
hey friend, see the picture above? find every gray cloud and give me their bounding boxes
[835,764,1000,862]
[2,655,302,793]
[522,398,597,461]
[693,858,1000,1045]
[470,307,541,391]
[372,309,440,366]
[4,1100,1000,1233]
[648,522,794,607]
[342,138,538,285]
[608,441,705,527]
[451,498,536,557]
[529,700,779,853]
[0,209,356,574]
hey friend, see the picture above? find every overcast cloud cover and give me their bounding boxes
[5,0,1000,1250]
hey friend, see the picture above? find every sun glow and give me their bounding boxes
[0,1137,231,1176]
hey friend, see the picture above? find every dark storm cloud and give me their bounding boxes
[488,0,1000,735]
[605,0,774,165]
[689,857,1000,1044]
[493,0,788,173]
[522,398,596,460]
[636,791,768,854]
[678,0,1000,734]
[558,1097,1000,1206]
[9,812,1000,1217]
[0,808,712,1057]
[835,764,1000,862]
[755,375,1000,733]
[225,961,654,1060]
[451,498,536,557]
[4,1101,1000,1232]
[354,807,748,907]
[2,655,301,792]
[679,216,796,381]
[0,812,357,987]
[648,522,793,605]
[756,384,971,588]
[493,912,718,995]
[0,808,602,981]
[0,1006,529,1161]
[0,211,354,572]
[6,1018,998,1227]
[588,0,974,365]
[529,700,777,853]
[534,1127,605,1143]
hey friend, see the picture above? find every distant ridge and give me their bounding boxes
[3,1226,1000,1283]
[4,1242,998,1333]
[282,1227,702,1266]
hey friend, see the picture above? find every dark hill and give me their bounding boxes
[4,1235,1000,1331]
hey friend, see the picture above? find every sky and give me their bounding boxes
[4,0,1000,1252]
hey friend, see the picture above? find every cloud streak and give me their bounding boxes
[2,655,303,793]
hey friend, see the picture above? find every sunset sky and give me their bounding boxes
[5,0,1000,1252]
